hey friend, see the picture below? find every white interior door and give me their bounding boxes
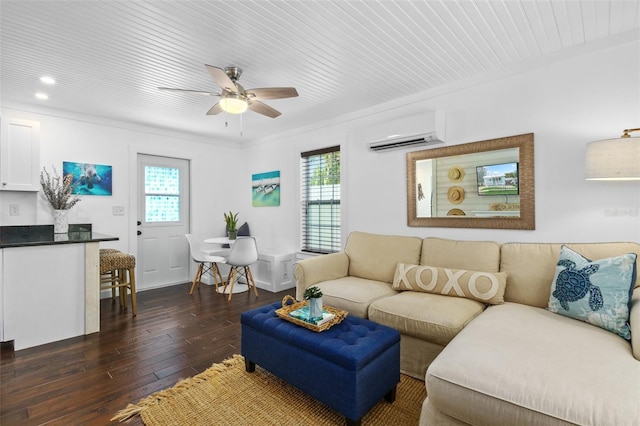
[137,154,190,290]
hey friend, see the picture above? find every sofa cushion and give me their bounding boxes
[368,292,485,346]
[500,242,640,308]
[548,245,636,340]
[421,238,501,272]
[426,303,640,425]
[314,276,397,318]
[392,263,507,304]
[344,231,422,283]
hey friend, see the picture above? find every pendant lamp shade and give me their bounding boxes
[585,130,640,181]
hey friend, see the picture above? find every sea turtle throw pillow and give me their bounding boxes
[548,245,637,340]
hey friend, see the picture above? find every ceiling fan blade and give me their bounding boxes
[206,103,224,115]
[247,87,298,100]
[158,87,218,96]
[205,65,237,92]
[247,100,281,118]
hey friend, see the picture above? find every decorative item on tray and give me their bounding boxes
[289,305,335,327]
[303,285,323,320]
[276,295,347,332]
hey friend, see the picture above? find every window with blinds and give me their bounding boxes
[300,146,341,254]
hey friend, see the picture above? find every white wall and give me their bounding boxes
[243,40,640,250]
[0,108,245,258]
[2,39,638,269]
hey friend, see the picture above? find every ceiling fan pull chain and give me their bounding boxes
[240,113,244,137]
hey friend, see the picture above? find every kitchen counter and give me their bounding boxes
[0,224,119,350]
[0,224,117,248]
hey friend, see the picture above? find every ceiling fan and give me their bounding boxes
[158,65,298,118]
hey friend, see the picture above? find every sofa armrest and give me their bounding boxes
[631,286,640,361]
[294,252,350,300]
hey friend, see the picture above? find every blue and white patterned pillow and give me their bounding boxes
[548,245,637,340]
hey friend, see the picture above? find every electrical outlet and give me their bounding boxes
[9,204,20,216]
[112,206,125,216]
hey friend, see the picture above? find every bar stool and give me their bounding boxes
[99,249,137,316]
[100,249,121,302]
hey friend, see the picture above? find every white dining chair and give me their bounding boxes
[222,236,259,301]
[185,234,227,294]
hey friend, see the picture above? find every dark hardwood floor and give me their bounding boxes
[0,283,289,425]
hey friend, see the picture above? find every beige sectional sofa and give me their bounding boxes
[294,231,640,425]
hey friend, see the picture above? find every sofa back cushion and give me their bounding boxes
[421,238,501,272]
[500,242,640,307]
[344,231,422,283]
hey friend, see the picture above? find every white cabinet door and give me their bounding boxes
[0,117,41,191]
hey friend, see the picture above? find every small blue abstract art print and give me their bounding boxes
[63,161,113,196]
[252,170,280,207]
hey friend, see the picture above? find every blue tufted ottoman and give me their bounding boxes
[241,301,400,426]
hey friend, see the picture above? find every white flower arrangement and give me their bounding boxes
[40,166,81,210]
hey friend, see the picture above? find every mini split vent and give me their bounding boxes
[366,110,446,152]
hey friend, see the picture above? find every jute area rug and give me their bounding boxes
[112,354,426,425]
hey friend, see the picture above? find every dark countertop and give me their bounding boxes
[0,224,118,249]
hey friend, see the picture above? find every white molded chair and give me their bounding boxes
[222,236,259,301]
[185,234,227,294]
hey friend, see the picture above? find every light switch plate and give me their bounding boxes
[112,206,125,216]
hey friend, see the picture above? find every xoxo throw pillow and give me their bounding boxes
[392,263,507,304]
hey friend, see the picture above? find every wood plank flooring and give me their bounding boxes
[0,283,289,425]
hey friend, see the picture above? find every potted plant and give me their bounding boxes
[224,211,239,240]
[40,166,81,233]
[303,286,323,320]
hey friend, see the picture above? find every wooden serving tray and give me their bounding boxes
[275,295,347,332]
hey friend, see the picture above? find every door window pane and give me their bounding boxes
[145,166,180,222]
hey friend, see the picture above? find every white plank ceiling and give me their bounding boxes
[1,1,639,143]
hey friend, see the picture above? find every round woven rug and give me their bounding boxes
[113,355,425,425]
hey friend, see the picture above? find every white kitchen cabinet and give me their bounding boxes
[0,117,41,191]
[0,241,103,350]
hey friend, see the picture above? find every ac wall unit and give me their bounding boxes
[366,110,446,152]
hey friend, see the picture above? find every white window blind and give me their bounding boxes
[300,146,341,254]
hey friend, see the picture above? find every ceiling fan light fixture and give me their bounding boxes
[220,94,248,114]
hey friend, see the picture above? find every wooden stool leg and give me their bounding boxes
[128,267,137,317]
[110,271,117,301]
[118,269,127,309]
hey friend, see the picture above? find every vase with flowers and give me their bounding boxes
[40,166,81,233]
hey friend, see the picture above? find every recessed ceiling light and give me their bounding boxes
[40,76,56,85]
[35,92,49,100]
